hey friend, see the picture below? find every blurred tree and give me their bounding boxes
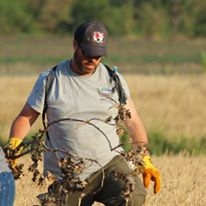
[20,0,47,33]
[136,3,171,39]
[0,0,33,34]
[0,0,206,37]
[22,0,46,19]
[192,2,206,36]
[169,0,182,35]
[70,0,110,29]
[37,0,74,33]
[181,0,206,37]
[71,0,135,36]
[102,3,136,36]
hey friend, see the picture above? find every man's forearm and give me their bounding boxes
[9,116,32,139]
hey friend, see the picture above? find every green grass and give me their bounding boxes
[0,52,201,65]
[120,130,206,156]
[148,131,206,155]
[0,56,65,65]
[0,35,205,74]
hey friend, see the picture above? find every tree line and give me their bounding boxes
[0,0,206,38]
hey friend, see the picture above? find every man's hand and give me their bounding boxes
[4,137,23,168]
[140,155,161,194]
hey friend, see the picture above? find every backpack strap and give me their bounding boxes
[104,64,127,105]
[42,65,57,129]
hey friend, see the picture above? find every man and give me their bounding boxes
[6,20,160,205]
[0,146,15,206]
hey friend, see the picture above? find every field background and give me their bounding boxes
[0,36,206,205]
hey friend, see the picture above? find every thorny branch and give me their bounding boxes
[6,104,144,205]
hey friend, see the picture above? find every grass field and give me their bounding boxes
[0,36,206,205]
[0,73,206,205]
[14,154,206,206]
[1,73,206,145]
[0,35,206,75]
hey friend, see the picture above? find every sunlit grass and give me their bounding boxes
[124,73,206,140]
[1,73,206,146]
[14,154,206,206]
[0,75,41,142]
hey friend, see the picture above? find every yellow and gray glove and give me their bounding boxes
[139,155,161,194]
[4,137,23,169]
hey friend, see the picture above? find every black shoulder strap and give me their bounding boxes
[42,65,57,129]
[104,64,127,105]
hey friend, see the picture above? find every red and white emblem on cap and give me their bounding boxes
[93,32,104,43]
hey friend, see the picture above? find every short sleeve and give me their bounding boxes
[27,71,49,114]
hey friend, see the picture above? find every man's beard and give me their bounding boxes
[74,53,85,73]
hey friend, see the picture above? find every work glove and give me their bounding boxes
[4,137,23,171]
[139,155,161,194]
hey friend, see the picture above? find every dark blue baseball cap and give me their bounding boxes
[74,20,108,58]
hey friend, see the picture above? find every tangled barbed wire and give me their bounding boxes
[6,104,146,205]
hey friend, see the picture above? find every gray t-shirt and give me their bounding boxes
[28,60,130,180]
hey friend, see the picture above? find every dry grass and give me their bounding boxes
[146,154,206,206]
[0,74,205,205]
[0,75,40,142]
[15,154,206,206]
[124,74,206,139]
[1,73,205,142]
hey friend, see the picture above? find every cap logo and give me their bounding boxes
[93,32,104,44]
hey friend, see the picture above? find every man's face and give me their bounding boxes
[73,42,102,75]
